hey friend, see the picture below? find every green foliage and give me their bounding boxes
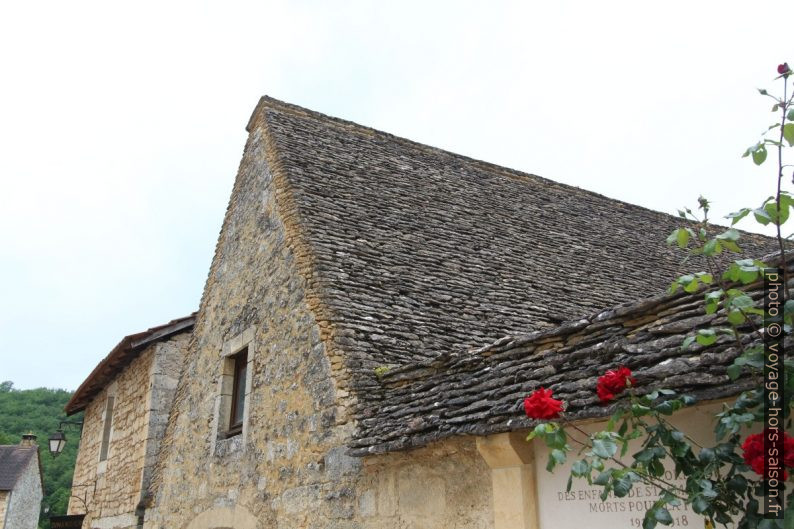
[0,382,82,529]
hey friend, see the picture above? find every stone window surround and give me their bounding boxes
[210,326,255,456]
[96,381,118,475]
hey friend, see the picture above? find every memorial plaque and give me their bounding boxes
[534,403,728,529]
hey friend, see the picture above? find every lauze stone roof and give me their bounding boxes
[349,256,790,455]
[0,445,37,491]
[248,97,774,450]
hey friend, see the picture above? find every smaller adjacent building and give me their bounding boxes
[0,434,43,529]
[63,315,194,529]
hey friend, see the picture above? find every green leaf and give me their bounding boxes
[654,399,683,415]
[727,474,747,494]
[726,363,742,380]
[698,447,715,464]
[696,329,717,346]
[571,459,589,477]
[752,144,768,165]
[788,108,794,121]
[727,310,746,325]
[648,459,665,477]
[593,470,612,485]
[726,208,751,225]
[766,200,791,225]
[618,420,628,437]
[676,228,689,249]
[653,506,673,525]
[634,448,659,463]
[784,123,794,147]
[721,240,741,253]
[591,439,618,459]
[702,239,722,257]
[754,207,773,225]
[704,290,723,314]
[692,496,709,514]
[681,335,696,350]
[613,474,633,497]
[729,292,754,309]
[642,514,658,529]
[716,228,740,241]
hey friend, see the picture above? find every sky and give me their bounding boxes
[0,1,791,391]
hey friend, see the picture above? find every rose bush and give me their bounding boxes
[525,64,794,529]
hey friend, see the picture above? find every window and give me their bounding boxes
[99,396,115,461]
[211,325,255,455]
[227,347,248,437]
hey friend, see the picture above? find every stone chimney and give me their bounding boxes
[20,432,37,448]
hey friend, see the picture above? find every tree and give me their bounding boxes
[0,384,83,529]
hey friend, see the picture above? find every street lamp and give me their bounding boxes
[48,420,83,457]
[48,430,66,457]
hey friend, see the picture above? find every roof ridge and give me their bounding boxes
[246,95,762,230]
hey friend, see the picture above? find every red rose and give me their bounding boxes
[596,366,636,402]
[523,387,563,420]
[742,431,793,480]
[777,63,791,76]
[742,433,765,475]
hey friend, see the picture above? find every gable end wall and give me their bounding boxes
[3,455,42,529]
[144,122,357,528]
[144,113,494,529]
[68,335,188,529]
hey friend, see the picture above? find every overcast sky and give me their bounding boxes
[1,1,791,391]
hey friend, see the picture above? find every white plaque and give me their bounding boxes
[534,402,735,529]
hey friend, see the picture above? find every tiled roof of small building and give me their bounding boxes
[250,97,774,416]
[65,314,196,415]
[0,445,38,491]
[348,256,790,455]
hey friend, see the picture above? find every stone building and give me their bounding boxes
[66,98,776,529]
[0,434,43,529]
[64,316,194,529]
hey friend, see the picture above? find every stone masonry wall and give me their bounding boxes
[356,437,493,529]
[141,336,189,510]
[69,335,187,529]
[144,117,494,529]
[4,455,42,529]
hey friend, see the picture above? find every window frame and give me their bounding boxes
[99,395,115,461]
[226,347,248,437]
[212,325,256,454]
